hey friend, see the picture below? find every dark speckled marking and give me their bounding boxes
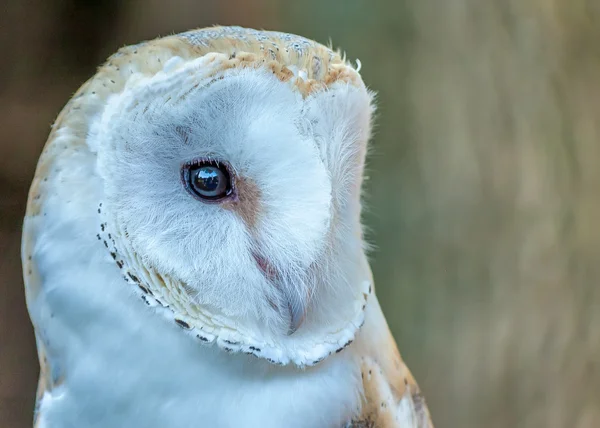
[335,340,353,354]
[175,319,191,329]
[196,335,209,342]
[348,418,376,428]
[127,272,140,283]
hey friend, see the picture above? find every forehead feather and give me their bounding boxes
[27,26,367,218]
[105,26,363,98]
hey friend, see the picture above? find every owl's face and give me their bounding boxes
[84,30,374,365]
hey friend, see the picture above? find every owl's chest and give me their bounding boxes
[35,260,362,428]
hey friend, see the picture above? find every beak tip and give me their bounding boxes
[286,302,306,336]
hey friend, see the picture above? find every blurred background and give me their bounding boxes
[1,1,600,427]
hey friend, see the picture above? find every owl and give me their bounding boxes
[21,26,433,428]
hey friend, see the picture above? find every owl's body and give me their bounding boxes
[22,27,433,427]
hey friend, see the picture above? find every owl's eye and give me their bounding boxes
[182,160,234,202]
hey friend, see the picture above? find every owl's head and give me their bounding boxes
[60,28,374,366]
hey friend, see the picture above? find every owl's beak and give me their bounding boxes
[285,288,308,335]
[252,252,308,335]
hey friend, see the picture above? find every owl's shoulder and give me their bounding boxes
[348,296,434,428]
[347,356,433,428]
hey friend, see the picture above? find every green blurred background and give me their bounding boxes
[1,1,600,427]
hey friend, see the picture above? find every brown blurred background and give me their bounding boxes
[2,1,600,427]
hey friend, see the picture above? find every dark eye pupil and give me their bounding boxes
[195,167,221,192]
[185,162,231,201]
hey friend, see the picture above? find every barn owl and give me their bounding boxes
[21,26,433,428]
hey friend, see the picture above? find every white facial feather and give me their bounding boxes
[90,54,374,362]
[98,66,332,328]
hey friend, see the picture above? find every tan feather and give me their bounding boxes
[349,285,434,427]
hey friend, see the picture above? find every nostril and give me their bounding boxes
[252,252,277,281]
